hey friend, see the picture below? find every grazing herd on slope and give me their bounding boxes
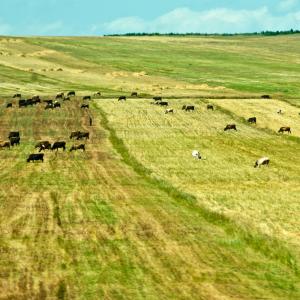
[1,91,92,162]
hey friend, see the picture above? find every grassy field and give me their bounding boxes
[0,35,300,299]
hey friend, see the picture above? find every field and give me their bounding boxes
[0,35,300,299]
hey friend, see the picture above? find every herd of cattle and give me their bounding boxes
[1,91,93,162]
[1,91,296,168]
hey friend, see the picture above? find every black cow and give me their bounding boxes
[118,96,126,101]
[81,104,89,109]
[159,102,168,107]
[261,95,271,99]
[27,153,44,163]
[207,104,214,110]
[184,105,195,112]
[70,131,81,139]
[224,124,237,131]
[76,132,89,140]
[8,132,20,139]
[131,92,138,97]
[45,103,54,110]
[35,141,51,152]
[83,95,91,100]
[248,117,257,124]
[153,96,162,101]
[32,95,41,103]
[70,144,85,152]
[26,99,34,106]
[10,137,20,146]
[51,142,66,151]
[6,103,12,108]
[63,97,70,101]
[13,93,21,98]
[278,127,291,134]
[19,99,27,108]
[44,100,53,105]
[53,102,61,108]
[67,91,75,96]
[56,92,64,99]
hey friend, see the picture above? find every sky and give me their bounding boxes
[0,0,300,35]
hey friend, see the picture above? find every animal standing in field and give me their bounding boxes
[13,93,21,98]
[8,132,20,139]
[70,131,81,139]
[27,153,44,163]
[153,96,162,101]
[192,150,201,160]
[165,109,174,114]
[207,104,214,110]
[131,92,138,97]
[35,141,51,152]
[118,96,126,101]
[51,141,66,151]
[10,137,20,146]
[254,157,270,168]
[248,117,257,124]
[94,91,101,96]
[261,95,271,99]
[81,104,89,109]
[224,124,237,131]
[56,92,64,99]
[83,95,91,100]
[6,103,12,108]
[0,141,10,149]
[44,100,53,105]
[45,103,54,110]
[53,102,61,108]
[76,132,89,140]
[63,97,70,101]
[184,105,195,112]
[278,127,291,134]
[19,99,27,108]
[70,144,85,152]
[67,91,75,96]
[159,101,168,107]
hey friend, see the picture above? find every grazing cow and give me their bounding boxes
[19,99,27,108]
[165,109,174,114]
[32,95,40,102]
[192,150,201,160]
[0,141,10,149]
[63,97,70,101]
[44,99,53,105]
[45,103,54,110]
[56,92,64,99]
[35,141,51,152]
[27,153,44,163]
[248,117,257,124]
[207,104,214,110]
[70,131,80,139]
[26,99,34,106]
[185,105,195,112]
[81,104,89,109]
[70,144,85,152]
[13,93,21,98]
[131,92,138,97]
[53,102,61,108]
[159,101,168,107]
[76,132,89,140]
[8,132,20,139]
[153,96,162,101]
[278,127,291,134]
[51,141,66,151]
[261,95,271,99]
[83,95,91,100]
[94,91,101,96]
[10,137,20,146]
[224,124,237,131]
[118,96,126,101]
[67,91,75,97]
[254,157,270,168]
[6,103,12,108]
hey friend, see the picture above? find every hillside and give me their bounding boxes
[0,35,299,299]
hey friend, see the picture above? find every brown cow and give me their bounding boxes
[70,144,85,152]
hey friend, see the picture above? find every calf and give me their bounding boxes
[207,104,214,110]
[0,141,10,149]
[248,117,257,124]
[27,153,44,163]
[165,109,174,114]
[278,127,291,134]
[81,104,89,109]
[10,137,20,146]
[76,132,89,140]
[224,124,237,131]
[51,141,66,151]
[192,150,201,160]
[118,96,126,101]
[70,144,85,152]
[254,157,270,168]
[6,103,12,108]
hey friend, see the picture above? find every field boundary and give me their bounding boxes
[96,103,300,275]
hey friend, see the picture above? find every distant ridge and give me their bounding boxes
[105,29,300,37]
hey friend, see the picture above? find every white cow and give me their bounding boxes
[254,157,270,168]
[192,150,201,160]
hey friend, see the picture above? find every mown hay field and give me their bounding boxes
[0,35,300,299]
